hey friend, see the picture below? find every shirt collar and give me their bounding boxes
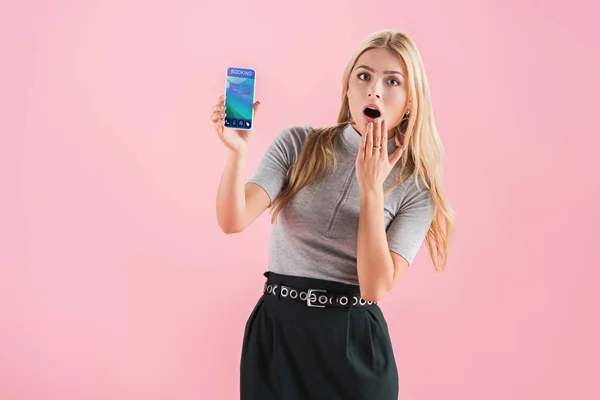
[340,123,399,153]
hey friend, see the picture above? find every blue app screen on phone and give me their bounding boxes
[224,67,255,130]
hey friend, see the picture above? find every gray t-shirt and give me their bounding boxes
[248,123,435,285]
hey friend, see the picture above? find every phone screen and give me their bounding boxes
[224,67,256,130]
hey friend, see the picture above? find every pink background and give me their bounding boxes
[1,0,599,399]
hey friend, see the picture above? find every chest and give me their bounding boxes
[281,160,404,239]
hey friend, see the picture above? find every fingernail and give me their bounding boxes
[375,117,380,123]
[220,105,225,109]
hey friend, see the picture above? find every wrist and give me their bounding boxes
[360,187,384,203]
[230,147,249,158]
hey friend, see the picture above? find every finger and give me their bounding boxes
[381,119,388,156]
[214,120,224,135]
[366,121,374,157]
[210,110,224,122]
[395,134,402,148]
[358,123,367,160]
[217,95,225,109]
[210,111,224,123]
[389,144,404,167]
[373,118,381,149]
[212,103,226,113]
[252,100,260,120]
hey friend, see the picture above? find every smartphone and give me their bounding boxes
[223,67,256,130]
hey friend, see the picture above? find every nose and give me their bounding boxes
[368,79,382,99]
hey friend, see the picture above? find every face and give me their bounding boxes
[346,47,410,137]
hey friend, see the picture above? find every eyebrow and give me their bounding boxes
[356,65,404,77]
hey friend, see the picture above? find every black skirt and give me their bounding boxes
[240,272,399,400]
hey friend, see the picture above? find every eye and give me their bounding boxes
[388,77,400,86]
[358,72,370,81]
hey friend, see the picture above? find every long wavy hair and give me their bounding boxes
[268,30,455,274]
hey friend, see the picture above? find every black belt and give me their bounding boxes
[263,283,376,308]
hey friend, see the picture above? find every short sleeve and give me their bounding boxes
[247,125,311,204]
[386,178,436,265]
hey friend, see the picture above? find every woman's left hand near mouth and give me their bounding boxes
[355,118,405,194]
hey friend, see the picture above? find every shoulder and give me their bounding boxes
[276,124,313,144]
[267,124,313,157]
[399,170,435,212]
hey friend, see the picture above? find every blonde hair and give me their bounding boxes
[269,30,455,274]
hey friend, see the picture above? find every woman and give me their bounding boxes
[212,29,455,400]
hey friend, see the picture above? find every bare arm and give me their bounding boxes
[211,94,268,234]
[356,189,406,302]
[216,149,271,234]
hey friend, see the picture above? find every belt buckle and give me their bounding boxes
[306,288,326,308]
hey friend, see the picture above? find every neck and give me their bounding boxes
[350,122,395,139]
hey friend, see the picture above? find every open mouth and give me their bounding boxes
[363,105,381,122]
[363,107,381,119]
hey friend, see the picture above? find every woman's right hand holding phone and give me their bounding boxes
[211,94,260,154]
